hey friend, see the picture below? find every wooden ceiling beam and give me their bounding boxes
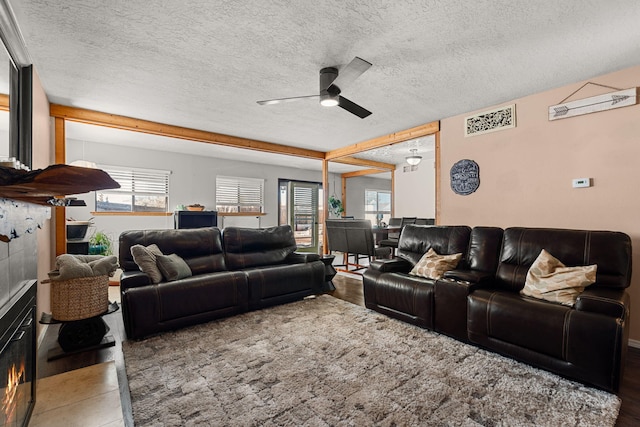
[324,120,439,160]
[331,156,395,170]
[341,168,389,178]
[49,104,326,160]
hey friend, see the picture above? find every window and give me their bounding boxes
[96,166,170,213]
[216,175,264,213]
[365,189,391,225]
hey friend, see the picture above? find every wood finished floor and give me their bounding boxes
[37,274,640,426]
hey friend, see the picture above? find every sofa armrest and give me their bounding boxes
[443,269,494,286]
[575,288,629,318]
[368,257,412,273]
[120,270,151,291]
[286,252,320,264]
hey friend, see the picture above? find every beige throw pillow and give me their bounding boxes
[409,248,462,280]
[131,244,164,284]
[521,249,597,306]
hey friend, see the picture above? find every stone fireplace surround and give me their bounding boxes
[0,207,39,427]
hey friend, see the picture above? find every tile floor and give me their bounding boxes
[30,362,124,427]
[31,285,125,427]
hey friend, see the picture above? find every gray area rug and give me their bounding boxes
[123,295,620,426]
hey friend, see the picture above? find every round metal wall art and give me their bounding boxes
[450,159,480,195]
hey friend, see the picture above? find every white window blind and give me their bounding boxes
[96,166,170,212]
[216,175,264,213]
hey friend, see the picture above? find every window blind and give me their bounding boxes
[96,166,170,212]
[216,176,264,211]
[103,167,170,196]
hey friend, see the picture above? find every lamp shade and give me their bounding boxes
[406,149,422,166]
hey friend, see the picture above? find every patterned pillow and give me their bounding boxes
[409,248,462,280]
[130,244,164,284]
[521,249,597,306]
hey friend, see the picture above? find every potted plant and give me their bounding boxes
[89,230,113,255]
[328,195,344,218]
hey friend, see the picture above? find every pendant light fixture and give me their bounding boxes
[406,148,422,166]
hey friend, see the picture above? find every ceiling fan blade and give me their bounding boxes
[257,94,319,105]
[338,96,372,119]
[330,57,372,90]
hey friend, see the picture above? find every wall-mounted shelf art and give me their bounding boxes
[464,104,516,137]
[549,84,638,121]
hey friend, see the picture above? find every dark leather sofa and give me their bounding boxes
[363,225,632,392]
[119,225,324,339]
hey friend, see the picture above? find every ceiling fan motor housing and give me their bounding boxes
[320,67,340,105]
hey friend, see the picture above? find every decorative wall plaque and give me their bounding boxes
[465,104,516,137]
[450,159,480,195]
[549,87,638,121]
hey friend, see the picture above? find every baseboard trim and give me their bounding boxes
[628,339,640,349]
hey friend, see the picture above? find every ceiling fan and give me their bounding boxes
[257,57,373,119]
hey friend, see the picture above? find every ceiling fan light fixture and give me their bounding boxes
[406,149,422,166]
[320,96,339,107]
[320,86,339,107]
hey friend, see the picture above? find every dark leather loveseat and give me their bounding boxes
[119,225,324,339]
[363,225,632,392]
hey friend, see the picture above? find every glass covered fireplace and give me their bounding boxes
[0,281,36,427]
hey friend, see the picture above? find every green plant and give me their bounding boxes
[89,230,113,256]
[328,195,344,217]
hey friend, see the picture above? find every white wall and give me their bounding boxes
[394,159,436,219]
[345,175,391,220]
[67,139,340,255]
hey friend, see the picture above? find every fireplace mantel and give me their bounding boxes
[0,164,119,205]
[0,164,119,242]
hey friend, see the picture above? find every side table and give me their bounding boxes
[39,302,119,361]
[320,254,337,292]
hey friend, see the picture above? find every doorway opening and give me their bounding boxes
[278,179,323,253]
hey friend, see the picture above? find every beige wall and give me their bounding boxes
[31,68,53,329]
[440,64,640,342]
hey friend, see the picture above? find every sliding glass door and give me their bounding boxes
[279,180,323,253]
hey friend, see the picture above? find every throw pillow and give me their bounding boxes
[521,249,597,306]
[409,248,462,280]
[156,253,192,282]
[130,244,164,284]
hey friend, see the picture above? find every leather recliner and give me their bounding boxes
[363,225,472,329]
[464,227,632,392]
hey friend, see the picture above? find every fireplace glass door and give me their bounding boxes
[0,285,36,427]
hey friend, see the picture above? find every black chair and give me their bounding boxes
[415,218,435,225]
[325,219,392,273]
[379,217,417,253]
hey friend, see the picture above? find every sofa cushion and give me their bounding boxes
[521,249,596,306]
[223,225,297,270]
[130,244,164,284]
[397,225,471,268]
[157,271,248,322]
[157,253,193,282]
[496,227,631,292]
[244,262,324,310]
[120,228,227,274]
[409,248,462,280]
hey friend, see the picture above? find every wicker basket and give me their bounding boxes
[49,275,109,321]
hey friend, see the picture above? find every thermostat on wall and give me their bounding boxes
[572,178,592,188]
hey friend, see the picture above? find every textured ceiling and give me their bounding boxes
[9,0,640,171]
